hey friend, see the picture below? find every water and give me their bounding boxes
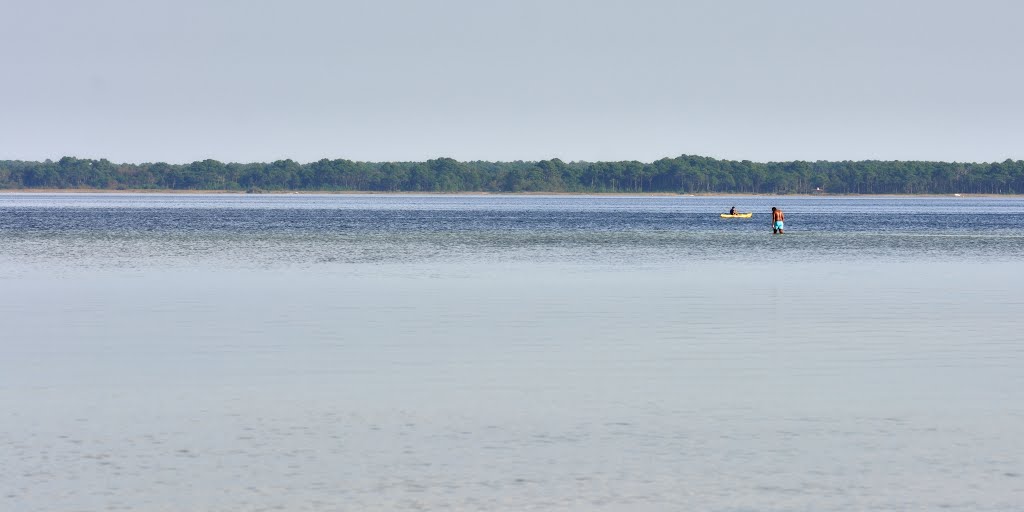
[2,193,1023,511]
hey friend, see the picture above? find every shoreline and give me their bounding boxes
[0,188,1005,198]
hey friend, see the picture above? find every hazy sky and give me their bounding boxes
[2,0,1022,164]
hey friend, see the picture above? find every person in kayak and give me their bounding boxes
[729,206,737,215]
[771,207,785,234]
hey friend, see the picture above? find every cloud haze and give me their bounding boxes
[2,0,1022,163]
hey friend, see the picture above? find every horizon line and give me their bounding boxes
[3,154,1022,166]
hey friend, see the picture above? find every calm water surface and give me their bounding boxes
[1,194,1023,511]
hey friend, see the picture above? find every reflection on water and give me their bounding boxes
[2,194,1024,270]
[1,194,1023,511]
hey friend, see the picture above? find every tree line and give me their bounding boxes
[1,155,1023,194]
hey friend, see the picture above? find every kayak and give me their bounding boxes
[720,213,753,218]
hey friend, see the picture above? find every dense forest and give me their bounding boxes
[1,155,1023,194]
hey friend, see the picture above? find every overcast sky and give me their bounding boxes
[1,0,1022,164]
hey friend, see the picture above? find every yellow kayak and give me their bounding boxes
[720,213,753,218]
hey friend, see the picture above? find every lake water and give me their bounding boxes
[1,194,1023,511]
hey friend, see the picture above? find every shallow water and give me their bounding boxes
[2,194,1023,511]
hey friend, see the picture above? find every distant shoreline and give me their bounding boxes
[4,155,1018,195]
[0,188,1002,198]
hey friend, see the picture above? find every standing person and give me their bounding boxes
[771,207,785,234]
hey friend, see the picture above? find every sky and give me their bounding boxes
[1,0,1022,164]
